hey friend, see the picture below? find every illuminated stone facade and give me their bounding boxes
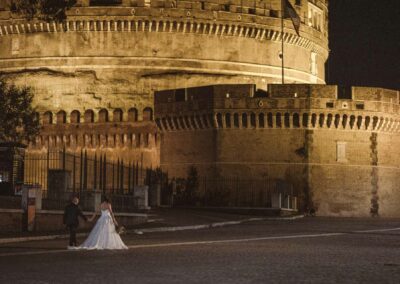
[0,0,328,164]
[155,84,400,217]
[1,1,399,217]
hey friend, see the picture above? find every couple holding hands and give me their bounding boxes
[63,196,128,250]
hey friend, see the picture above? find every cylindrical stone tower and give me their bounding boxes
[0,0,328,113]
[0,0,329,165]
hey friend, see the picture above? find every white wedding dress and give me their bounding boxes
[73,209,128,250]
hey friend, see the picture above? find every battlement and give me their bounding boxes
[154,84,400,133]
[0,0,328,30]
[155,84,400,110]
[0,1,328,55]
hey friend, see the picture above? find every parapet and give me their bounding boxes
[155,83,399,106]
[154,83,400,133]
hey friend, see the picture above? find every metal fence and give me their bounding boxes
[167,176,296,208]
[24,149,156,212]
[24,149,149,194]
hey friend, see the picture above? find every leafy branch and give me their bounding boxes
[0,80,40,144]
[11,0,77,22]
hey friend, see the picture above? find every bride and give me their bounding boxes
[72,197,128,250]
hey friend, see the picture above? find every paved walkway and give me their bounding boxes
[0,208,302,244]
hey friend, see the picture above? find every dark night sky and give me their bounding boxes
[327,0,400,90]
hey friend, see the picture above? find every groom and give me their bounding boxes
[63,196,88,247]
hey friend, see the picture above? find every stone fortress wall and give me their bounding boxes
[0,0,328,110]
[28,107,159,165]
[155,84,400,217]
[0,0,329,166]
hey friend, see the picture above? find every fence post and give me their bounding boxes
[128,162,131,193]
[132,162,136,190]
[120,160,124,194]
[94,153,97,191]
[83,150,88,192]
[79,149,83,196]
[116,159,120,193]
[135,161,139,186]
[72,153,76,193]
[99,154,103,193]
[112,160,115,193]
[46,149,50,192]
[103,154,107,193]
[140,153,143,185]
[62,147,66,170]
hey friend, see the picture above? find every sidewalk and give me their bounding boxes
[0,207,304,244]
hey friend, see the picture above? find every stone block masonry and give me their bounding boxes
[155,84,400,217]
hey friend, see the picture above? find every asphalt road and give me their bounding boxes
[0,217,399,284]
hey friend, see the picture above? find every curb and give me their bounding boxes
[0,233,88,245]
[132,215,305,234]
[0,215,304,244]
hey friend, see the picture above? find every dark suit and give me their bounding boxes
[63,202,87,246]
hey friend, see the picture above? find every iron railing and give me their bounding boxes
[24,149,149,194]
[24,149,157,212]
[165,177,296,208]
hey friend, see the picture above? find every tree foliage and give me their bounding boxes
[12,0,77,22]
[0,80,40,144]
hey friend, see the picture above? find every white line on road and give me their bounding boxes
[127,233,345,249]
[0,249,69,257]
[0,227,399,257]
[352,227,400,233]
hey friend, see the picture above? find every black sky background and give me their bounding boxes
[327,0,400,90]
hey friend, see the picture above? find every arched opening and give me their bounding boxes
[70,110,80,123]
[196,115,203,129]
[84,109,94,123]
[167,117,174,130]
[202,114,209,128]
[311,113,317,127]
[128,108,138,122]
[99,109,109,122]
[293,113,300,128]
[372,116,379,129]
[334,114,340,128]
[179,117,186,129]
[173,117,180,130]
[349,115,356,129]
[302,113,309,128]
[225,113,231,128]
[326,114,333,128]
[250,113,256,128]
[319,114,325,128]
[276,113,282,128]
[190,116,197,129]
[161,118,168,130]
[381,117,388,129]
[43,111,53,124]
[342,114,348,129]
[113,108,123,122]
[267,113,273,128]
[284,113,290,128]
[233,113,239,128]
[365,116,371,129]
[259,113,265,128]
[216,113,223,128]
[357,116,363,129]
[56,110,66,124]
[143,107,153,121]
[242,113,248,128]
[184,116,191,129]
[155,118,162,130]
